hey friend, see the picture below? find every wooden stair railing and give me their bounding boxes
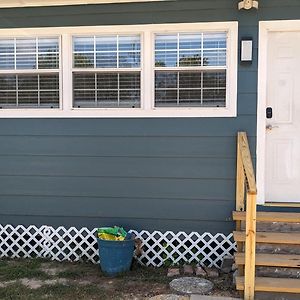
[236,132,257,300]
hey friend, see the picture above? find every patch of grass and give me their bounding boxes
[39,284,109,300]
[0,258,50,281]
[0,283,113,300]
[0,283,39,300]
[57,270,87,279]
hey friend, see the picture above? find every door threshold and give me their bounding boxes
[263,202,300,208]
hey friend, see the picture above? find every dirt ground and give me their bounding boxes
[0,258,238,300]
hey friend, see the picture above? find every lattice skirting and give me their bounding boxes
[0,224,236,268]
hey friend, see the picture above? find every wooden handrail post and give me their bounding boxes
[244,192,257,300]
[236,133,245,211]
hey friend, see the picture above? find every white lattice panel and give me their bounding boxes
[0,224,236,268]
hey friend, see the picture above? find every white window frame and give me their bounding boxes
[0,0,169,8]
[0,36,62,109]
[0,22,238,118]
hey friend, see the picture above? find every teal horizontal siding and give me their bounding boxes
[0,196,233,221]
[0,136,255,158]
[0,0,298,233]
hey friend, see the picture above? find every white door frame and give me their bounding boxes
[257,20,300,205]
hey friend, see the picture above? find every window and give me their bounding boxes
[72,35,141,108]
[0,37,60,109]
[154,33,227,108]
[0,22,237,117]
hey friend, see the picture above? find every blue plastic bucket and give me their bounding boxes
[97,238,134,276]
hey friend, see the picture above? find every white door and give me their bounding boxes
[265,31,300,203]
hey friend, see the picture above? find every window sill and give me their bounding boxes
[0,107,237,118]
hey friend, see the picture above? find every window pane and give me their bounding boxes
[0,39,14,54]
[155,34,177,50]
[74,37,94,52]
[179,34,201,49]
[203,49,226,66]
[38,38,59,69]
[119,90,140,108]
[0,75,17,108]
[179,72,201,88]
[16,54,36,69]
[203,33,226,49]
[203,89,226,107]
[0,55,14,69]
[155,89,177,107]
[40,90,59,107]
[119,72,140,89]
[38,38,59,53]
[203,71,226,88]
[0,91,17,108]
[0,37,59,70]
[97,73,118,89]
[74,53,94,68]
[74,90,96,108]
[0,39,15,70]
[119,52,140,68]
[73,73,95,90]
[39,74,59,90]
[155,32,227,68]
[155,51,177,67]
[73,71,141,108]
[39,74,60,107]
[155,70,226,108]
[18,91,39,107]
[119,35,140,51]
[179,90,202,106]
[73,35,141,69]
[0,73,59,108]
[0,75,16,90]
[179,51,201,66]
[203,33,226,66]
[18,75,38,90]
[97,91,118,107]
[16,38,36,53]
[155,72,177,89]
[96,52,117,68]
[96,36,117,52]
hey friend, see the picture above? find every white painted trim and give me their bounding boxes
[257,20,300,204]
[0,0,169,8]
[0,22,238,118]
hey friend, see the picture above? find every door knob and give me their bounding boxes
[266,124,279,130]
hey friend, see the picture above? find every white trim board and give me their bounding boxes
[0,0,170,8]
[0,22,238,118]
[257,20,300,204]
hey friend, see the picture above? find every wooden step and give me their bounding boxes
[236,276,300,293]
[233,231,300,244]
[235,253,300,268]
[233,211,300,223]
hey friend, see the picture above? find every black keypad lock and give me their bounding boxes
[266,107,273,119]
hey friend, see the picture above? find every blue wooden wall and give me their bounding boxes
[0,0,299,233]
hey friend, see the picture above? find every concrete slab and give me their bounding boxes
[190,295,241,300]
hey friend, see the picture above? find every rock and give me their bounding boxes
[205,267,219,278]
[232,269,238,285]
[231,263,237,272]
[195,266,206,277]
[149,295,189,300]
[183,264,194,275]
[170,277,214,295]
[221,255,234,274]
[167,268,180,277]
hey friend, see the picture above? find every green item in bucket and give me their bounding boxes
[97,226,127,240]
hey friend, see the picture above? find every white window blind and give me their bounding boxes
[0,37,60,109]
[72,35,141,108]
[154,33,227,108]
